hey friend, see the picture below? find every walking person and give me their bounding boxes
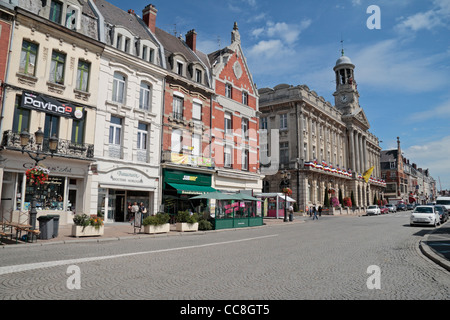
[312,204,318,220]
[318,205,322,217]
[130,202,139,224]
[139,202,148,223]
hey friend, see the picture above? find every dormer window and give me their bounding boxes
[50,1,63,24]
[177,61,183,76]
[196,69,202,83]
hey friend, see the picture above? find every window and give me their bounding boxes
[49,51,66,84]
[124,37,130,53]
[390,161,396,169]
[49,0,63,24]
[12,95,30,133]
[177,61,183,76]
[224,145,232,167]
[312,145,316,159]
[44,114,60,138]
[242,149,249,171]
[242,91,248,105]
[280,114,288,130]
[225,84,232,99]
[76,60,90,92]
[280,142,289,165]
[192,101,202,121]
[112,72,126,104]
[192,133,201,157]
[137,122,148,150]
[224,112,232,135]
[71,116,85,144]
[241,118,249,140]
[109,116,122,145]
[171,129,182,153]
[173,96,183,120]
[116,34,123,50]
[260,117,267,130]
[19,40,38,76]
[304,143,308,159]
[139,82,151,111]
[149,48,155,63]
[196,69,202,83]
[142,46,148,60]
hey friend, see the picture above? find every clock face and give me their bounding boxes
[340,95,348,103]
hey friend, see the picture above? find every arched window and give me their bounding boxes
[139,82,152,111]
[112,72,126,104]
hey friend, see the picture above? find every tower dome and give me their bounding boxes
[335,55,353,66]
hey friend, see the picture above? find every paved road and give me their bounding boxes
[0,212,449,301]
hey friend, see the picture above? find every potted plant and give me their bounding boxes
[143,213,170,234]
[72,214,104,237]
[175,210,198,232]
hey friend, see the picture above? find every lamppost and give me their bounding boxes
[19,128,58,231]
[281,170,291,222]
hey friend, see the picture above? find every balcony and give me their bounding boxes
[1,130,94,161]
[162,150,214,169]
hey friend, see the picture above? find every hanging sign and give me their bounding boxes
[21,91,85,120]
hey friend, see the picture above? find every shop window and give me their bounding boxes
[17,175,67,211]
[19,40,38,76]
[12,95,30,134]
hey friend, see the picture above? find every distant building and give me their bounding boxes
[259,52,385,212]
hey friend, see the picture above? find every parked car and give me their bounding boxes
[386,204,397,213]
[433,205,448,223]
[380,206,389,214]
[410,205,441,227]
[406,203,415,211]
[366,205,381,215]
[397,203,407,211]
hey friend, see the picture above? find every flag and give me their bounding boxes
[363,166,375,183]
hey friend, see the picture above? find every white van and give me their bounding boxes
[436,197,450,210]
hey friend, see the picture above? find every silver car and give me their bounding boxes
[386,204,396,213]
[410,205,440,227]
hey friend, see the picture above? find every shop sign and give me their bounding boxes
[163,169,211,186]
[170,153,212,167]
[21,91,85,120]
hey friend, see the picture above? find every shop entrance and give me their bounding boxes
[115,194,125,222]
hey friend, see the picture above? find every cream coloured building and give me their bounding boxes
[259,53,385,212]
[0,2,103,225]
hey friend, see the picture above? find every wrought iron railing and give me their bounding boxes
[1,130,94,160]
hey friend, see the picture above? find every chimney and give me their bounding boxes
[186,29,197,52]
[142,4,157,33]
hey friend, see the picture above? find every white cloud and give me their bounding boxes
[404,136,450,189]
[351,39,450,93]
[408,99,450,122]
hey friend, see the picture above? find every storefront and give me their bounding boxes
[0,153,91,225]
[256,193,296,219]
[162,168,216,218]
[95,166,158,223]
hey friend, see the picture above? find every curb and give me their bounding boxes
[419,227,450,272]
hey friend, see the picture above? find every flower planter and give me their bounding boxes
[71,225,104,237]
[143,223,170,234]
[176,222,198,232]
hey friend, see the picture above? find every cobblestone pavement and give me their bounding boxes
[0,212,449,300]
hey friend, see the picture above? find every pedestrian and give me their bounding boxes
[130,202,139,224]
[139,202,147,222]
[313,205,318,220]
[318,205,322,217]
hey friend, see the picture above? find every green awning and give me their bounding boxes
[167,183,217,195]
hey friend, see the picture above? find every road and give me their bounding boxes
[0,211,449,301]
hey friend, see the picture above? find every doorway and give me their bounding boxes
[115,194,125,222]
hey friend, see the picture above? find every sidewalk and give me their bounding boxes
[1,215,308,247]
[419,221,450,271]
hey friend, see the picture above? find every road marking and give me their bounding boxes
[0,234,278,276]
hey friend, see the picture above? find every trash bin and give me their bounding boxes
[289,213,293,221]
[37,216,54,240]
[47,215,60,238]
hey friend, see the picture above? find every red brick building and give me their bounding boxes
[0,4,14,124]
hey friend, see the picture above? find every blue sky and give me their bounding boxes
[109,0,450,190]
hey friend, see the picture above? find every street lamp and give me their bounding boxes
[281,170,291,222]
[20,128,58,232]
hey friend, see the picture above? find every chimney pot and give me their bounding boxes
[185,29,197,52]
[142,4,157,33]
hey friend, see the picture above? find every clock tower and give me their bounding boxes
[333,50,360,115]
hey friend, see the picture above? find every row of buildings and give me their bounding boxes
[0,0,435,226]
